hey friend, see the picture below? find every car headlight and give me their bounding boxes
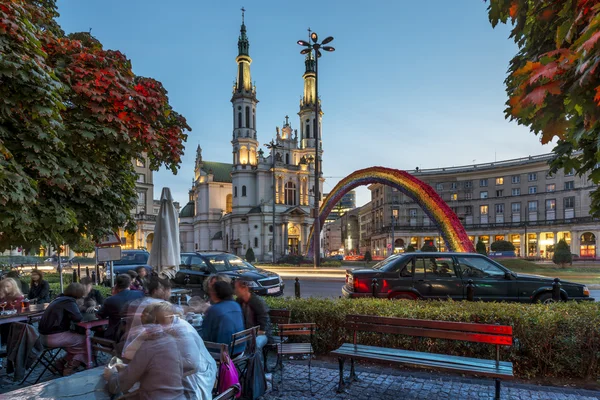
[246,281,259,288]
[583,286,590,297]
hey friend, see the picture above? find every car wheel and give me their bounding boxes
[390,292,417,301]
[535,292,556,304]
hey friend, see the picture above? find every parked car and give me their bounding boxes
[106,250,152,276]
[342,252,593,303]
[176,251,284,297]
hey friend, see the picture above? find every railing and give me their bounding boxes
[132,213,157,221]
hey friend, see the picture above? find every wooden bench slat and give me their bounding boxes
[346,314,512,335]
[348,322,512,346]
[336,343,512,372]
[277,343,313,355]
[278,323,316,330]
[278,330,312,336]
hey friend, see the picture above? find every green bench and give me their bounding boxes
[331,314,514,400]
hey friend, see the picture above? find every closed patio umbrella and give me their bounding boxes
[148,187,181,279]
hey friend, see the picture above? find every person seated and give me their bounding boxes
[103,308,186,400]
[97,274,144,342]
[127,270,144,292]
[134,266,149,294]
[234,278,272,350]
[203,273,231,303]
[77,277,104,314]
[0,278,24,310]
[28,270,50,304]
[124,302,216,400]
[201,280,245,355]
[38,283,87,375]
[4,271,27,296]
[124,276,173,335]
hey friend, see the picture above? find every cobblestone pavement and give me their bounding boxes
[263,362,600,400]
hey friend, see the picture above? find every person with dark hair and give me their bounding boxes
[28,270,50,304]
[201,280,244,354]
[78,277,104,314]
[234,279,272,351]
[38,283,87,375]
[127,270,143,292]
[97,274,144,341]
[134,266,149,294]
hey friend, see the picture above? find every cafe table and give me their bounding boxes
[170,288,192,305]
[0,303,48,326]
[75,316,109,369]
[0,366,111,400]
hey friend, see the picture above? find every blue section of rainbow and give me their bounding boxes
[307,166,475,256]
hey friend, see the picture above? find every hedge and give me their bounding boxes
[48,283,112,299]
[264,297,600,380]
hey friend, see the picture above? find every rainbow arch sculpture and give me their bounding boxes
[307,166,475,256]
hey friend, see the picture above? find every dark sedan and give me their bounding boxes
[342,252,593,303]
[175,251,284,297]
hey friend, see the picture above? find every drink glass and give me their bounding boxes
[0,301,7,315]
[22,298,30,309]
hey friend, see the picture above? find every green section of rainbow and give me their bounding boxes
[307,166,475,256]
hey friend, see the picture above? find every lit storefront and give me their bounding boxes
[510,234,521,256]
[580,232,596,258]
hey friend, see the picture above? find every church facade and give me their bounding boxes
[179,15,324,262]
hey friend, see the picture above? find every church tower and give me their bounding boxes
[231,8,258,211]
[298,48,322,150]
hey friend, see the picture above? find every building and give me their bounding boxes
[179,14,323,261]
[341,207,360,255]
[324,190,357,222]
[367,153,598,259]
[358,202,373,255]
[322,218,342,256]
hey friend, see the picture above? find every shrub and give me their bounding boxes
[277,255,308,265]
[245,248,255,263]
[553,239,573,268]
[364,251,372,262]
[476,240,488,256]
[49,283,111,299]
[490,240,515,252]
[321,260,342,267]
[420,242,437,252]
[405,245,416,253]
[264,297,600,380]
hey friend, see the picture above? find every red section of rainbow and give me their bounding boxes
[307,166,475,256]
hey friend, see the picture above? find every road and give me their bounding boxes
[282,277,600,302]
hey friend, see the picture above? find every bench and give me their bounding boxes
[263,309,292,371]
[331,314,513,400]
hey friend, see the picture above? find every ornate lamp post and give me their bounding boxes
[297,31,334,268]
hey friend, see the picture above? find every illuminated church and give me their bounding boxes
[179,13,324,261]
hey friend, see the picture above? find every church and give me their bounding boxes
[179,14,324,262]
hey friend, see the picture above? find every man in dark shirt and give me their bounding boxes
[97,274,143,341]
[234,278,271,350]
[79,277,104,313]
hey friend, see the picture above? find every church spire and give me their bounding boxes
[238,7,249,57]
[233,7,253,94]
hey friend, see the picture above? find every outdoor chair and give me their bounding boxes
[230,326,258,378]
[20,345,65,385]
[275,323,316,393]
[204,342,229,396]
[214,383,241,400]
[263,309,291,372]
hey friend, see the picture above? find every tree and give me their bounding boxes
[486,1,600,217]
[490,240,516,252]
[476,240,488,256]
[421,242,438,252]
[553,239,572,268]
[405,245,416,253]
[71,237,95,255]
[245,247,255,263]
[364,250,372,262]
[0,1,190,251]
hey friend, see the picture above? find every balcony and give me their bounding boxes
[133,213,157,222]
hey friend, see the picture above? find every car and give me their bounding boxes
[176,251,284,297]
[106,249,152,276]
[342,252,593,303]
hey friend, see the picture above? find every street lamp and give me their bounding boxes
[390,207,398,256]
[297,30,335,268]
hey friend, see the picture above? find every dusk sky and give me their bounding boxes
[56,0,553,207]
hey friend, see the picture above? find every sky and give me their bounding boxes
[56,0,553,207]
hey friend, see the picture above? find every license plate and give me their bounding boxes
[267,287,280,294]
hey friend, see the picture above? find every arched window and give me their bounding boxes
[253,113,256,131]
[239,146,249,165]
[245,106,250,128]
[226,194,233,213]
[306,119,310,138]
[285,153,290,165]
[242,185,247,197]
[254,237,258,248]
[238,112,242,128]
[285,182,297,206]
[234,186,238,197]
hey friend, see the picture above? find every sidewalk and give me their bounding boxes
[265,360,600,400]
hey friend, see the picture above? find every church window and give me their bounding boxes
[285,153,290,165]
[238,112,242,128]
[245,106,250,128]
[254,237,258,248]
[306,121,310,139]
[253,113,256,131]
[242,185,247,197]
[234,186,238,197]
[226,194,232,213]
[285,182,297,206]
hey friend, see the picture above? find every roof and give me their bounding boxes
[211,231,223,240]
[248,206,262,214]
[283,206,309,216]
[179,201,195,218]
[202,161,233,183]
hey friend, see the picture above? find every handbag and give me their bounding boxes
[241,350,267,400]
[218,347,241,398]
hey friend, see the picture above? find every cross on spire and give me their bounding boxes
[307,27,312,42]
[285,115,289,125]
[241,7,245,24]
